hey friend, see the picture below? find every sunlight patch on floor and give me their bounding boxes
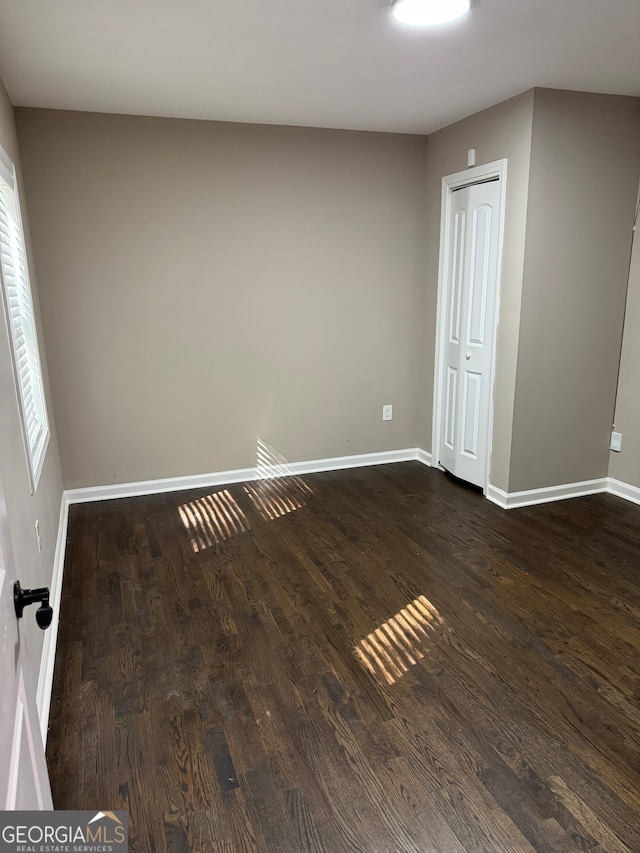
[355,595,443,685]
[178,490,250,552]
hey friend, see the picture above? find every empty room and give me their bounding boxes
[1,0,640,850]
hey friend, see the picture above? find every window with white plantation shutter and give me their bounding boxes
[0,146,49,492]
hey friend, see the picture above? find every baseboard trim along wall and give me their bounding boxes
[416,448,432,466]
[64,448,433,504]
[608,477,640,506]
[36,493,69,744]
[487,477,612,510]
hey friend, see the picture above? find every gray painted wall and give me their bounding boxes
[0,82,64,699]
[16,110,428,489]
[510,90,640,492]
[609,183,640,489]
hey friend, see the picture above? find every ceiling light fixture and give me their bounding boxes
[391,0,471,27]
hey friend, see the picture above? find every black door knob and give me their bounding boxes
[14,581,53,630]
[35,604,53,629]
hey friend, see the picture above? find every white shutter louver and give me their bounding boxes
[0,148,49,492]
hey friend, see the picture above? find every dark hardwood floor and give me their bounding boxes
[47,462,640,852]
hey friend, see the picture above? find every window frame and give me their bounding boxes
[0,144,50,493]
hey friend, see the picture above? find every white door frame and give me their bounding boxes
[431,158,508,494]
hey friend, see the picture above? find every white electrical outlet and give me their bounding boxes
[383,404,393,421]
[35,519,42,554]
[610,431,623,452]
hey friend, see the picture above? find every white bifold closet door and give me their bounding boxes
[439,178,501,489]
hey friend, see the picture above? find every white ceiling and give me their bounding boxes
[0,0,639,135]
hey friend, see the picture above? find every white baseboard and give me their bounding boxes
[278,448,426,476]
[607,477,640,506]
[486,478,609,510]
[485,485,510,508]
[64,448,432,505]
[64,465,257,504]
[487,476,640,510]
[416,448,432,466]
[36,493,69,745]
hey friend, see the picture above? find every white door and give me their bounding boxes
[438,177,502,488]
[0,472,52,810]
